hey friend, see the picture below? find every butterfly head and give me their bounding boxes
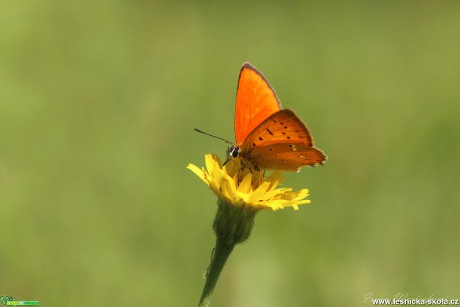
[223,145,240,166]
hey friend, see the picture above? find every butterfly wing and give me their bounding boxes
[240,109,327,171]
[235,63,281,145]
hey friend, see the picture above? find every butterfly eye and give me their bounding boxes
[227,146,240,158]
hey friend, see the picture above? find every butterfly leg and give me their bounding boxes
[259,168,265,185]
[237,167,243,183]
[236,157,255,182]
[238,159,266,185]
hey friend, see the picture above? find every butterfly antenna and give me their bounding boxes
[194,128,234,145]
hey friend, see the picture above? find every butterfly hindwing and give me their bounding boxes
[249,143,327,171]
[234,63,281,145]
[240,109,327,171]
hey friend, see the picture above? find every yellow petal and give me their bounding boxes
[187,164,208,185]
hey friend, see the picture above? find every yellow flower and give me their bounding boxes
[187,154,311,211]
[190,154,317,306]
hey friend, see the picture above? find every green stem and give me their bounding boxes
[197,198,257,306]
[197,237,235,307]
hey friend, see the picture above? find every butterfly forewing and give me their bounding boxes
[240,109,327,171]
[235,63,281,145]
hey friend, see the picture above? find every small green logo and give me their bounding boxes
[0,297,13,306]
[1,295,39,306]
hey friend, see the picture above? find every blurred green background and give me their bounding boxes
[1,1,459,306]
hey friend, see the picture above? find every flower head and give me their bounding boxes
[187,154,311,211]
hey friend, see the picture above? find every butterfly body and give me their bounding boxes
[226,63,327,172]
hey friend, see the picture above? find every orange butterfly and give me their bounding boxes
[225,63,327,172]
